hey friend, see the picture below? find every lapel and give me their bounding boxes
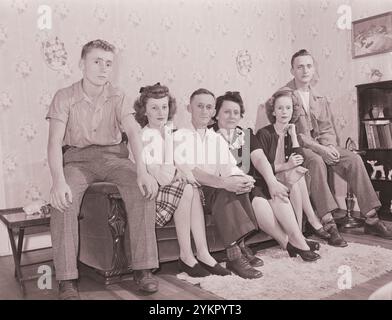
[285,79,321,123]
[308,87,323,119]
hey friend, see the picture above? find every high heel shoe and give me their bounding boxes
[286,242,321,262]
[306,240,320,251]
[178,259,211,277]
[196,259,232,276]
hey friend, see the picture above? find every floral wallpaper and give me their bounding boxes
[0,0,391,213]
[288,0,392,146]
[284,0,392,197]
[0,0,294,210]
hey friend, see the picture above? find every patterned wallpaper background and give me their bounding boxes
[287,0,392,146]
[0,0,391,210]
[286,0,392,196]
[0,0,294,208]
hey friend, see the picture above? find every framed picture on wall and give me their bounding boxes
[352,11,392,59]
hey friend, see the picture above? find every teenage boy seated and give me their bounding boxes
[279,49,392,244]
[46,40,160,299]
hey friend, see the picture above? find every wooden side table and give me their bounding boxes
[0,207,52,297]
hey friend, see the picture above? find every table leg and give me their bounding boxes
[15,228,25,278]
[7,227,26,297]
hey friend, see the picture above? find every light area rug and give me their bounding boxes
[177,242,392,300]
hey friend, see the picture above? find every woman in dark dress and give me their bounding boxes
[259,90,329,238]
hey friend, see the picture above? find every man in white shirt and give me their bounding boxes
[174,88,262,279]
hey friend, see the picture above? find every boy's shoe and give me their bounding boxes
[58,280,80,300]
[133,269,159,293]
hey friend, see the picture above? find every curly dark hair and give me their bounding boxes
[133,83,177,128]
[265,90,301,124]
[213,91,245,122]
[81,39,116,59]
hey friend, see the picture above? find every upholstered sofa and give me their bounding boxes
[78,182,271,284]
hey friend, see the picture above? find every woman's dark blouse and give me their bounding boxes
[252,124,303,169]
[211,123,303,200]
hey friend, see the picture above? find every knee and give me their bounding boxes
[217,188,235,200]
[307,154,326,170]
[348,152,364,169]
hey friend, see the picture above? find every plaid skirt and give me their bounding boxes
[155,181,205,227]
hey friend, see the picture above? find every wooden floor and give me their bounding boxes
[1,220,392,300]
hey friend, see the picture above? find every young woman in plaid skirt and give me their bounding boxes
[132,83,231,277]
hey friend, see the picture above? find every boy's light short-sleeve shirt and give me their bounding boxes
[46,80,134,147]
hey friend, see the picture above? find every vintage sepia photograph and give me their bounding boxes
[1,0,392,307]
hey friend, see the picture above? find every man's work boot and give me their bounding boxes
[133,269,159,294]
[58,280,80,300]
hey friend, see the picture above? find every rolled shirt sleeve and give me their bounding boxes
[117,94,136,125]
[46,89,70,124]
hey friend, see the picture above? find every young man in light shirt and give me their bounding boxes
[279,49,392,245]
[173,88,263,279]
[46,40,160,299]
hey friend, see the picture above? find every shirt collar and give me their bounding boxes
[285,78,323,98]
[190,123,215,138]
[73,79,121,105]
